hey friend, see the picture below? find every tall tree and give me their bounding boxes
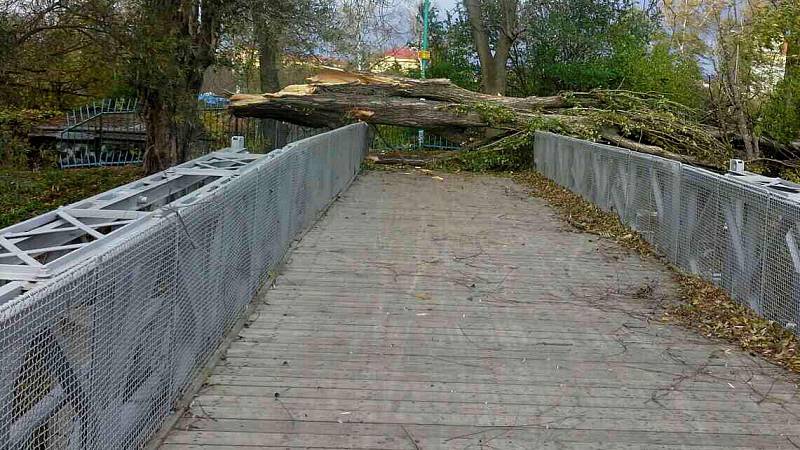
[252,9,282,93]
[0,0,125,109]
[122,0,230,173]
[248,0,334,93]
[509,0,659,96]
[463,0,520,95]
[333,0,402,71]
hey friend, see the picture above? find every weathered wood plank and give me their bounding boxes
[157,171,800,449]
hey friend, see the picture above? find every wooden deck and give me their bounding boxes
[158,170,800,449]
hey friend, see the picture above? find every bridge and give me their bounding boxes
[1,124,799,449]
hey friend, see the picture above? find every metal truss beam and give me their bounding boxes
[0,140,264,302]
[726,160,800,201]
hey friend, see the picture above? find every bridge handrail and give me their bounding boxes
[0,123,369,449]
[535,131,800,335]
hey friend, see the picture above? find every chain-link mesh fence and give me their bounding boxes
[0,123,369,449]
[534,131,800,334]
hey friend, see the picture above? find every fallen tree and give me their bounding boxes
[230,68,733,168]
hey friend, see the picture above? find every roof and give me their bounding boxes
[384,47,417,59]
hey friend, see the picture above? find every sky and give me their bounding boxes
[436,0,460,10]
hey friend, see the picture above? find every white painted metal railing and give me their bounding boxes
[535,131,800,334]
[0,123,369,449]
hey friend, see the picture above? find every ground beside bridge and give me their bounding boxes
[157,169,800,449]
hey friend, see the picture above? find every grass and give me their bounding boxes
[0,166,143,229]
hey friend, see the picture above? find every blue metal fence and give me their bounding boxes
[372,125,460,151]
[57,100,319,168]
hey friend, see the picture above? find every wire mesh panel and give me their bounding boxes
[587,146,612,211]
[554,137,573,188]
[715,178,770,315]
[0,261,99,449]
[648,157,683,260]
[568,139,591,198]
[676,166,724,281]
[559,136,594,202]
[0,123,369,449]
[624,153,683,257]
[91,218,181,449]
[602,145,632,219]
[534,131,800,334]
[533,132,556,179]
[762,195,800,329]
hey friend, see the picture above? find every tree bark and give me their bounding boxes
[142,96,195,173]
[463,0,518,95]
[253,9,284,150]
[253,10,282,93]
[229,69,731,166]
[141,68,205,173]
[599,129,704,166]
[134,0,224,174]
[230,69,572,147]
[234,67,800,169]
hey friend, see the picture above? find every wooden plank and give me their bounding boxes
[204,376,800,401]
[170,418,800,447]
[163,431,412,449]
[195,385,797,413]
[157,171,800,449]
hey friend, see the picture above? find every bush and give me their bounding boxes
[0,166,142,228]
[614,40,706,111]
[757,77,800,145]
[0,108,59,169]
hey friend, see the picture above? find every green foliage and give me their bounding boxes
[428,8,481,91]
[0,109,59,169]
[0,3,128,110]
[404,6,480,91]
[426,56,480,92]
[498,0,706,110]
[510,1,650,94]
[439,145,533,172]
[758,77,800,145]
[472,102,516,126]
[0,166,142,228]
[611,40,705,110]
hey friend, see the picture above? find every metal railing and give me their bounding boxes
[534,131,800,334]
[57,102,321,168]
[64,98,140,128]
[0,123,369,449]
[372,125,460,151]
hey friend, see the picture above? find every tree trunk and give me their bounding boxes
[255,20,281,150]
[139,52,206,172]
[254,15,282,92]
[463,0,517,95]
[132,0,224,174]
[229,69,731,166]
[141,88,201,173]
[726,61,759,159]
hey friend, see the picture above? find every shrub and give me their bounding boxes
[0,109,59,169]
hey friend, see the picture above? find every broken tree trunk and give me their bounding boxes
[230,68,731,167]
